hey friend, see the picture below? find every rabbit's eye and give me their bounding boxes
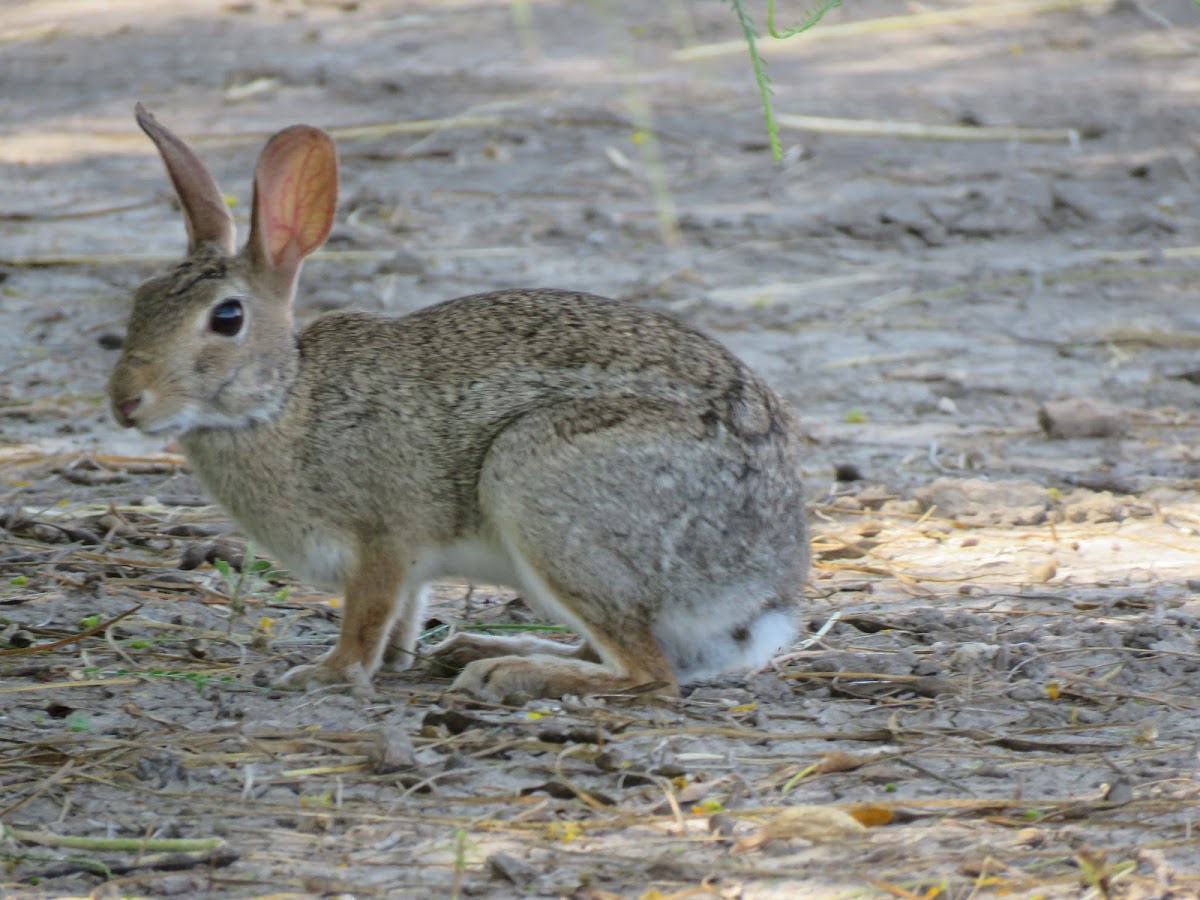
[209,299,244,337]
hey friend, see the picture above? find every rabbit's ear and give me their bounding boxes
[245,125,337,300]
[135,103,236,254]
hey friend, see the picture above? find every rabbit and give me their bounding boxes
[107,103,811,702]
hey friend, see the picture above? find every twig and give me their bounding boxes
[0,604,142,656]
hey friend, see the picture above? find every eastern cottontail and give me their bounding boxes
[108,104,810,700]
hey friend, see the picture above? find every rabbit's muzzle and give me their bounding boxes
[108,354,156,430]
[114,395,142,427]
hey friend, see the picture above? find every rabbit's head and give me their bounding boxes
[108,105,337,435]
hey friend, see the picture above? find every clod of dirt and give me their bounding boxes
[178,541,244,571]
[1059,490,1127,524]
[852,484,899,508]
[912,476,1051,526]
[1038,397,1126,439]
[487,852,538,885]
[367,726,419,773]
[834,463,864,482]
[733,805,867,852]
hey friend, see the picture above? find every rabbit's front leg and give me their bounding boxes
[276,546,409,691]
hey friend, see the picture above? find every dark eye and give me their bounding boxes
[209,299,244,337]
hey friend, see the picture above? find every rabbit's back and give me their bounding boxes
[285,289,800,518]
[313,288,765,409]
[300,288,793,455]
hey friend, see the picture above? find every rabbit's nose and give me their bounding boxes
[116,396,142,426]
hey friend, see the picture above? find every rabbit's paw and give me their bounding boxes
[428,632,511,674]
[451,654,590,702]
[274,659,371,694]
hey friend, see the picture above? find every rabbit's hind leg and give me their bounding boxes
[451,621,677,702]
[450,559,678,702]
[429,630,597,675]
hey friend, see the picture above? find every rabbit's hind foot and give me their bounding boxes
[429,630,596,676]
[451,654,675,703]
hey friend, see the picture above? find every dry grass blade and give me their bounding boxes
[0,199,159,222]
[775,114,1079,143]
[0,23,58,43]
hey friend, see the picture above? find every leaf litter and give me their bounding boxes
[1,448,1198,897]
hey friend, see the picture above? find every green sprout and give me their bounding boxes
[728,0,842,160]
[213,545,287,634]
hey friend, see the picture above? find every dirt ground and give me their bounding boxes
[3,0,1200,897]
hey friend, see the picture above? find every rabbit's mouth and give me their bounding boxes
[124,393,285,436]
[109,386,201,436]
[110,391,185,435]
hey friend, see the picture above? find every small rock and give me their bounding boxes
[855,485,897,508]
[912,659,943,676]
[744,672,795,703]
[1007,683,1043,701]
[7,630,34,648]
[971,764,1009,778]
[709,812,737,838]
[367,727,418,774]
[912,477,1050,526]
[912,676,954,697]
[1102,778,1135,804]
[1038,398,1126,439]
[880,498,922,516]
[488,852,537,885]
[858,764,908,784]
[179,541,245,571]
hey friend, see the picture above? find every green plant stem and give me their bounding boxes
[767,0,842,38]
[729,0,841,160]
[2,825,224,853]
[728,0,777,158]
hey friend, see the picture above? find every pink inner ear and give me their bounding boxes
[256,127,337,269]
